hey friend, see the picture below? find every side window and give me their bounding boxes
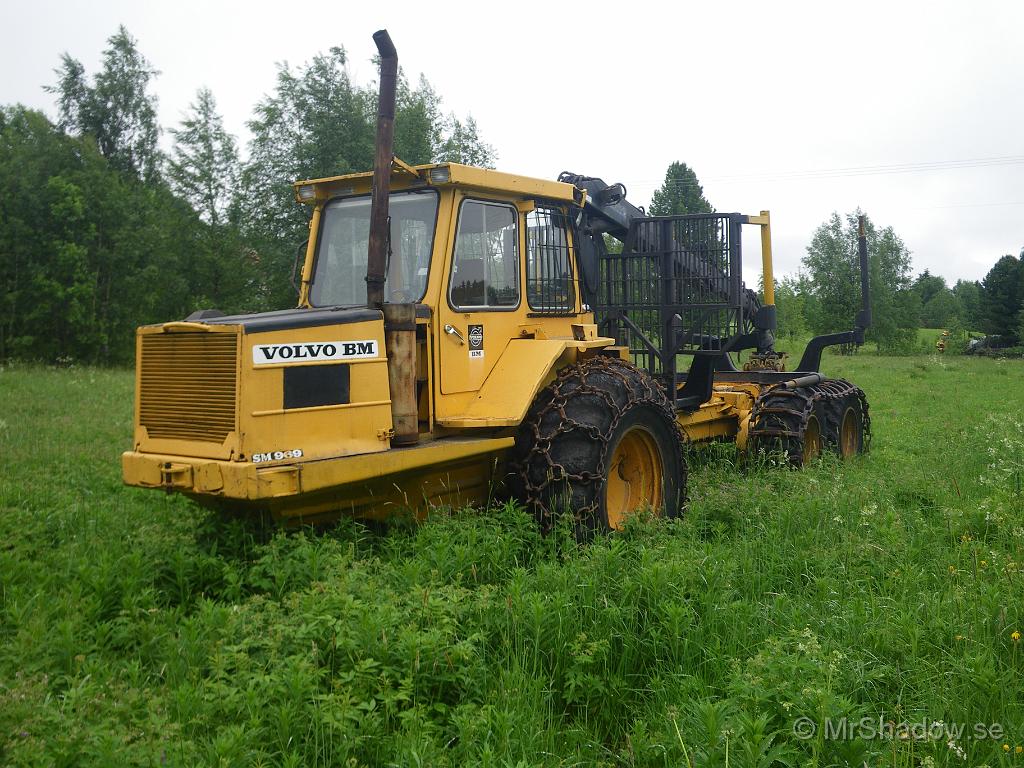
[526,206,576,312]
[450,200,519,309]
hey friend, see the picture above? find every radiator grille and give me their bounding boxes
[139,331,238,443]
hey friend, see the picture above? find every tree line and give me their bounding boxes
[650,162,1024,353]
[4,29,1020,366]
[0,27,493,364]
[774,224,1024,351]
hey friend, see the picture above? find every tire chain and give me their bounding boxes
[510,355,686,533]
[748,378,871,464]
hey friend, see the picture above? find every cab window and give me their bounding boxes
[526,206,576,313]
[311,190,438,306]
[449,200,519,309]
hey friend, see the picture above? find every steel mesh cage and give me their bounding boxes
[594,213,745,378]
[525,206,577,316]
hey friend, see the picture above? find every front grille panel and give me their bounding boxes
[139,332,238,443]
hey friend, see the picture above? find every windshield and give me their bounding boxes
[310,190,439,306]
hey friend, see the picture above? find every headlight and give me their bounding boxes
[428,166,450,184]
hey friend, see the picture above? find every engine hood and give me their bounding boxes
[192,306,383,334]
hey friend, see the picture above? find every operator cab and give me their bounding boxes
[292,161,597,431]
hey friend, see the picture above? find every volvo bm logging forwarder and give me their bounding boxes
[122,31,871,539]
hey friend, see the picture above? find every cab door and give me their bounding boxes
[438,196,523,394]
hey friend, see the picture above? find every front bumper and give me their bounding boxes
[122,435,516,510]
[122,451,301,499]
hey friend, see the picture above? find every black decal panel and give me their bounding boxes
[283,364,350,409]
[468,324,484,359]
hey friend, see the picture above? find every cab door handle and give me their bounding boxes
[443,324,465,345]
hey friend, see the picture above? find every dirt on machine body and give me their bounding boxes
[122,30,871,538]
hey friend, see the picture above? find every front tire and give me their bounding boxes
[511,356,686,541]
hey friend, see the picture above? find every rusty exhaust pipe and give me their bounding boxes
[366,29,397,310]
[368,31,418,445]
[384,303,419,445]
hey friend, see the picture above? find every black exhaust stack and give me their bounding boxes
[855,215,872,337]
[796,214,873,372]
[366,29,397,310]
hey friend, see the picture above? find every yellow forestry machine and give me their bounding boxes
[123,31,871,539]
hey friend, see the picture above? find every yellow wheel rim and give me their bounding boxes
[839,406,859,458]
[606,427,664,529]
[802,415,822,464]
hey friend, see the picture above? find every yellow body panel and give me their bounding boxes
[439,337,611,428]
[674,384,761,450]
[132,319,392,467]
[437,311,520,395]
[240,322,392,462]
[433,188,579,395]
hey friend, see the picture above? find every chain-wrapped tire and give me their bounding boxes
[822,392,868,458]
[748,379,869,467]
[510,355,686,541]
[747,389,824,467]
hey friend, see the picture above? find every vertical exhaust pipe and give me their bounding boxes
[795,215,873,371]
[366,29,397,310]
[368,31,419,446]
[384,302,419,445]
[856,215,872,333]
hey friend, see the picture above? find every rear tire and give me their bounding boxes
[802,411,823,464]
[511,356,686,541]
[748,389,823,468]
[829,395,865,458]
[749,381,869,466]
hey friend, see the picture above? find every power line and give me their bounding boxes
[904,200,1024,211]
[626,153,1024,191]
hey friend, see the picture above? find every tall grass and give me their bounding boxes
[1,354,1022,766]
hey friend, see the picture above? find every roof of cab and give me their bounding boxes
[293,162,585,206]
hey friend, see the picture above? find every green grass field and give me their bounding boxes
[2,352,1023,767]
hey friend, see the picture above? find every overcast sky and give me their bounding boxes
[3,0,1023,285]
